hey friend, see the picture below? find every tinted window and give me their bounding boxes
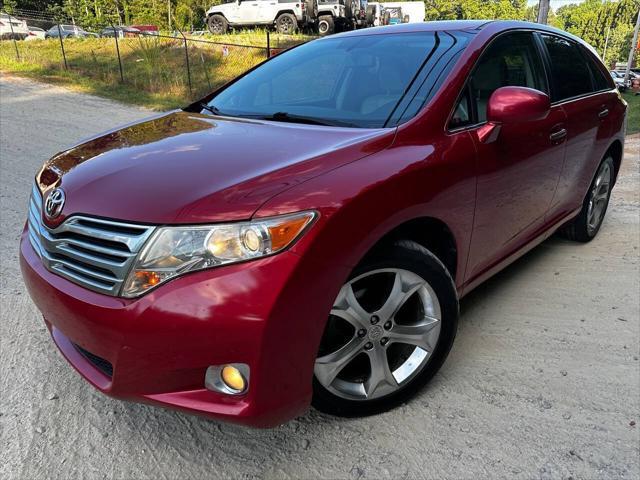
[542,35,593,101]
[468,33,546,123]
[205,33,459,128]
[583,50,612,91]
[450,88,472,128]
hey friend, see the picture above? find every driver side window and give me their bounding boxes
[449,32,547,128]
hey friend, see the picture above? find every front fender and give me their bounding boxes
[256,133,477,290]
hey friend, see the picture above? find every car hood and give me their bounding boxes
[37,111,394,226]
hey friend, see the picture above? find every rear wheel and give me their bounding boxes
[317,15,334,36]
[560,156,615,242]
[276,13,298,34]
[312,240,458,417]
[207,14,228,35]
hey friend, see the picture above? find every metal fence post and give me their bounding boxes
[111,21,124,83]
[266,29,270,59]
[5,12,20,60]
[57,23,68,70]
[200,51,212,90]
[176,28,193,96]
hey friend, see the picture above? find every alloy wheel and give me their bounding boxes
[586,161,612,235]
[314,268,441,401]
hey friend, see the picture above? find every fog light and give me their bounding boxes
[221,365,245,392]
[205,363,250,395]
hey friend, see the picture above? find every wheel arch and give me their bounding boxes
[361,216,458,281]
[605,139,623,183]
[207,12,229,22]
[275,9,297,19]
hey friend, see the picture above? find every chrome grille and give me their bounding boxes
[27,185,155,296]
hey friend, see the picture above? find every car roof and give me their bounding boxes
[333,20,491,37]
[332,20,592,42]
[330,20,601,57]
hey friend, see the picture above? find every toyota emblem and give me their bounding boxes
[44,188,65,220]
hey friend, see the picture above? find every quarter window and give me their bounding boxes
[583,49,612,91]
[541,35,594,101]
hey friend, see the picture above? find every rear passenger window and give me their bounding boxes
[584,50,612,91]
[468,33,546,123]
[541,35,594,101]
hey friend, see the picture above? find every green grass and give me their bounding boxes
[0,32,311,110]
[622,91,640,135]
[3,36,640,126]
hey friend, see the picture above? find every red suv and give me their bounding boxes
[20,21,627,427]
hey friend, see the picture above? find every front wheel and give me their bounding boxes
[559,156,615,242]
[312,240,458,417]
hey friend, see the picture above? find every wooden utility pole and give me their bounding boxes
[537,0,550,25]
[623,9,640,84]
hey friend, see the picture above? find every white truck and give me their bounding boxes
[205,0,371,36]
[0,13,29,40]
[316,0,371,35]
[205,0,314,34]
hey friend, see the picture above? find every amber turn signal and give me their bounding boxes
[267,213,315,251]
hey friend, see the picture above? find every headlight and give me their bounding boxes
[122,211,316,298]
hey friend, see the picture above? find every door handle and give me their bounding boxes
[598,108,609,119]
[549,128,567,143]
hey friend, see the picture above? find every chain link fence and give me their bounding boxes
[1,9,316,105]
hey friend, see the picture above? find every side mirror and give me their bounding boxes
[477,86,551,144]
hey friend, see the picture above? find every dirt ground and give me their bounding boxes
[1,76,638,479]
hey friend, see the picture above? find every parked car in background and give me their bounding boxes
[25,26,46,41]
[0,13,29,40]
[206,0,313,34]
[130,24,159,36]
[21,21,626,428]
[316,0,372,35]
[100,26,141,38]
[610,71,629,92]
[45,24,97,39]
[382,6,409,25]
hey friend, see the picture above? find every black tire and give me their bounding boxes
[317,15,334,36]
[559,155,615,242]
[207,14,228,35]
[312,240,459,417]
[276,13,298,34]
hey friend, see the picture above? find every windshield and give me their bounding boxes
[203,32,466,128]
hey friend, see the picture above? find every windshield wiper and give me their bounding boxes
[199,102,224,116]
[248,112,357,128]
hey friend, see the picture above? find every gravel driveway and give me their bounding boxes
[1,76,638,479]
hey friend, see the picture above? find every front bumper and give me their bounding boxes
[20,227,346,427]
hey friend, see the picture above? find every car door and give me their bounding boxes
[236,0,259,24]
[538,34,617,222]
[460,31,568,283]
[257,0,278,23]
